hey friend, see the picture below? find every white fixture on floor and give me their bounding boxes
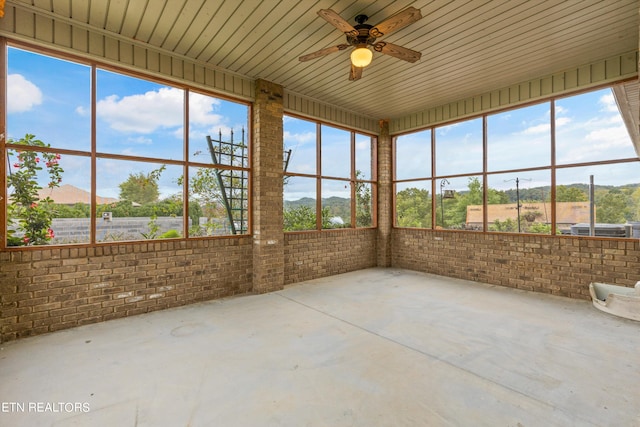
[589,281,640,321]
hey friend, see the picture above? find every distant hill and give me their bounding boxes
[284,197,315,209]
[38,184,119,205]
[284,183,640,215]
[503,183,640,203]
[285,196,350,220]
[453,183,640,203]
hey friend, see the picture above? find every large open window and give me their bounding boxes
[283,115,376,231]
[393,83,640,238]
[3,43,250,247]
[394,129,432,228]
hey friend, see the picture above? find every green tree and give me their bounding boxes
[446,177,483,228]
[396,187,431,227]
[490,218,517,232]
[118,165,165,204]
[284,206,331,231]
[596,190,629,223]
[445,177,508,229]
[630,187,640,221]
[527,221,555,234]
[506,186,547,202]
[487,187,509,205]
[355,171,372,227]
[7,134,64,246]
[54,202,90,218]
[556,185,588,202]
[183,136,248,234]
[321,197,351,226]
[185,167,247,233]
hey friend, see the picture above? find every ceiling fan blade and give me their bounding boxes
[349,64,363,81]
[317,9,359,37]
[370,7,422,38]
[373,41,422,63]
[299,44,350,62]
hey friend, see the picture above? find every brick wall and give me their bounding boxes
[377,120,392,267]
[252,79,285,293]
[392,229,640,299]
[284,229,377,285]
[0,237,252,342]
[0,228,382,342]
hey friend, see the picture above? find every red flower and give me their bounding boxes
[35,157,40,163]
[13,163,20,168]
[23,236,30,243]
[30,202,38,209]
[47,228,55,239]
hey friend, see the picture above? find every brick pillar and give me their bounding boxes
[377,119,392,267]
[252,79,285,293]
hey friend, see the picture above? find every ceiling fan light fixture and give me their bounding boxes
[350,46,373,67]
[301,8,423,80]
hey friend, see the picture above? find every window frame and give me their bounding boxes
[392,81,640,239]
[2,40,252,248]
[283,113,377,232]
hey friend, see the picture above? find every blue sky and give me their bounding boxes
[7,47,249,199]
[395,87,638,194]
[282,117,375,200]
[7,46,639,202]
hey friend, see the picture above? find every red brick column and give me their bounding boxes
[377,119,392,267]
[252,79,284,293]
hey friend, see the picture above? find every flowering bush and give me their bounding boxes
[7,134,63,246]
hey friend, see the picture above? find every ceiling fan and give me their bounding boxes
[298,7,423,81]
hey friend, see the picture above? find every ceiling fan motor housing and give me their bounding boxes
[347,15,377,46]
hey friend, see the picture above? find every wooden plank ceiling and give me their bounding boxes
[10,0,640,120]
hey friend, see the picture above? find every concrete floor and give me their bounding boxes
[1,268,639,427]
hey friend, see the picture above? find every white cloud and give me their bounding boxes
[556,117,571,127]
[604,114,623,125]
[172,127,185,140]
[555,105,568,115]
[599,93,618,113]
[97,87,231,137]
[522,123,550,135]
[75,106,89,116]
[284,130,315,145]
[518,108,555,135]
[558,122,633,163]
[127,136,153,145]
[283,131,316,174]
[189,92,223,126]
[585,125,630,148]
[97,88,183,133]
[436,122,460,136]
[356,140,369,150]
[7,74,43,113]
